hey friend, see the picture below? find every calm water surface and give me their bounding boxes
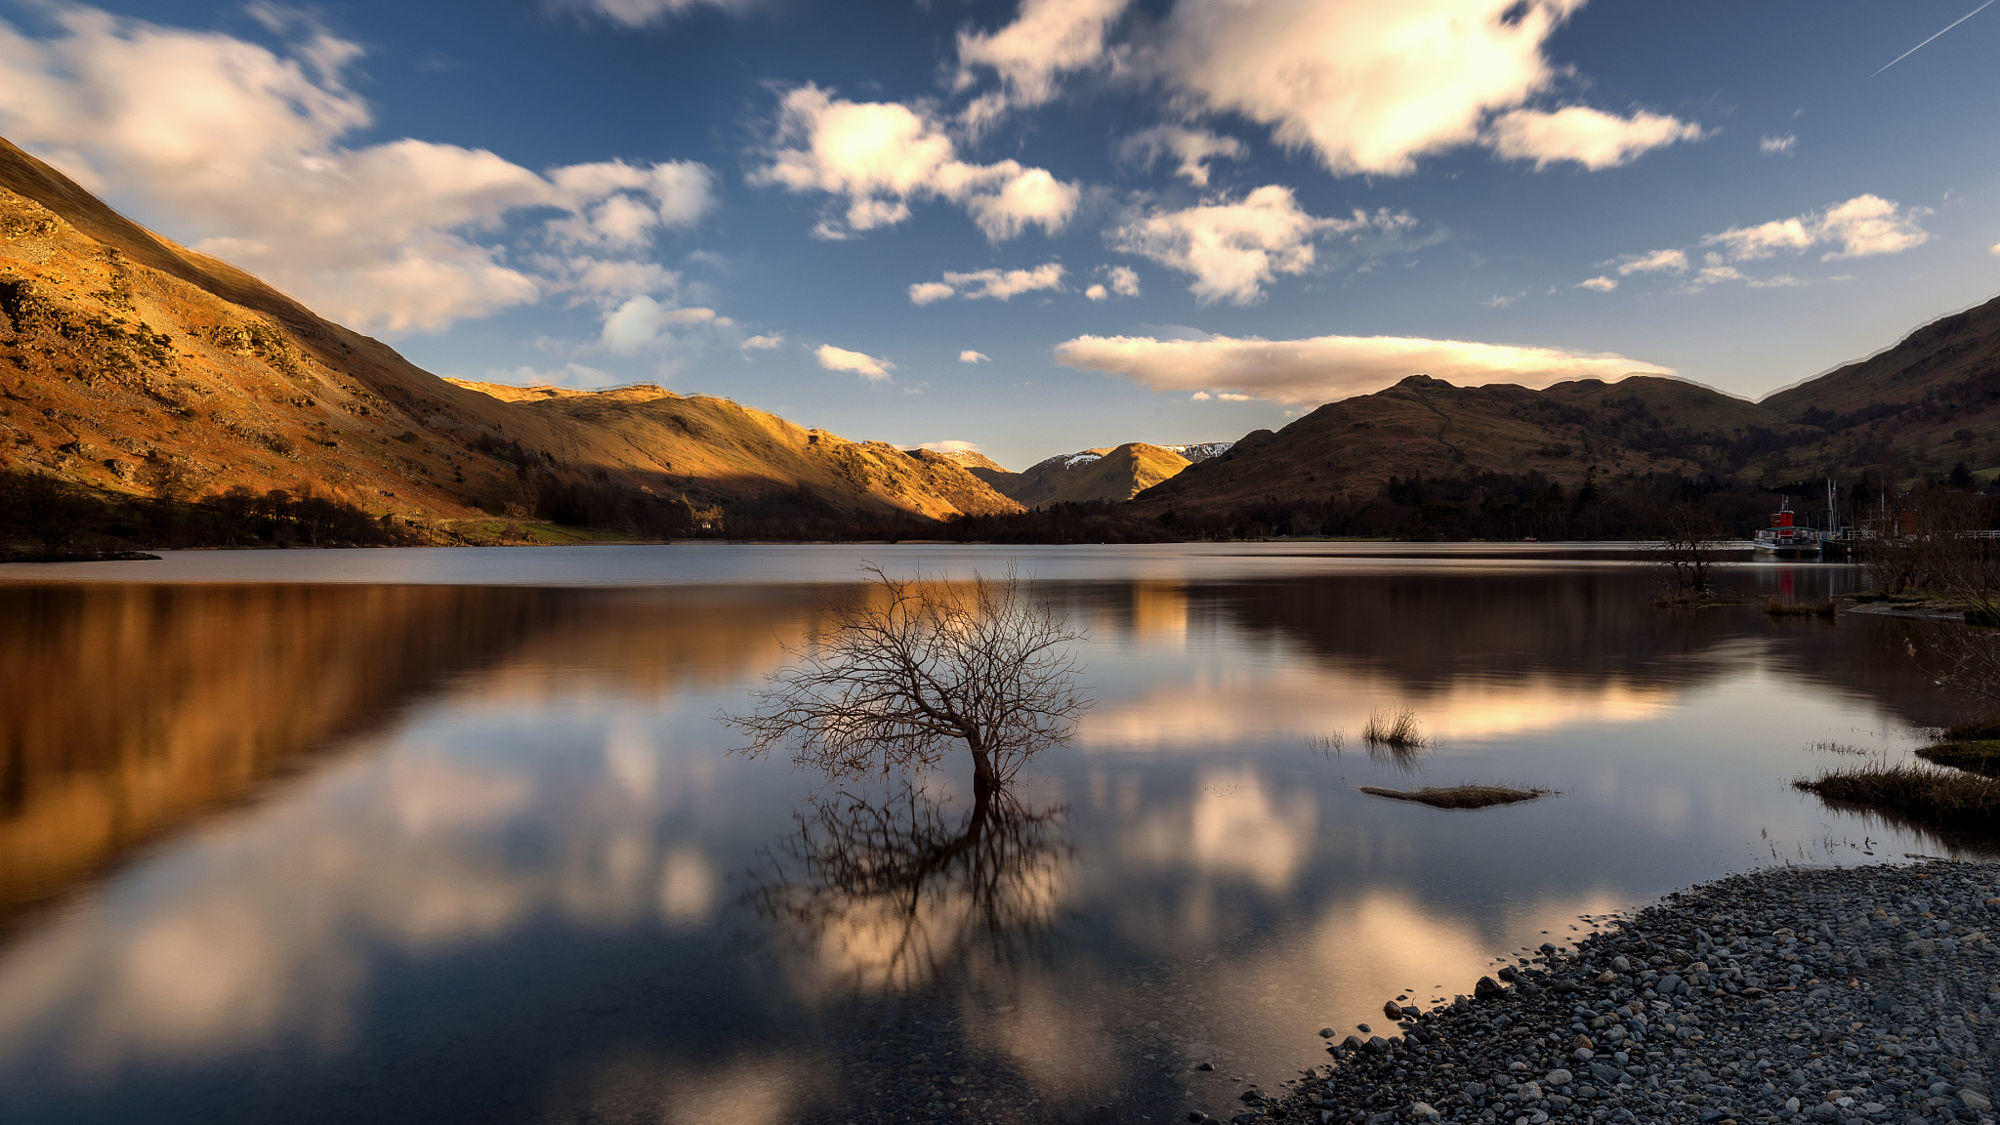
[0,545,1986,1123]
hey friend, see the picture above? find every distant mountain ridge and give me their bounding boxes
[975,441,1219,507]
[1133,299,2000,516]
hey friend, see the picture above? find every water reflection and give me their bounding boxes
[753,783,1070,995]
[0,557,1990,1123]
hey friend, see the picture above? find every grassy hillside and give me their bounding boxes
[1757,293,2000,481]
[0,134,1017,538]
[1133,374,1768,515]
[444,380,1020,521]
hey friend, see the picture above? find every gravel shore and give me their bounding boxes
[1242,861,2000,1125]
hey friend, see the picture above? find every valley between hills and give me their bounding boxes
[2,131,1996,549]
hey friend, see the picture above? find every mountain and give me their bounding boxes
[979,442,1196,507]
[1165,442,1235,464]
[1131,374,1799,515]
[1758,293,2000,479]
[1134,289,2000,519]
[0,134,1017,536]
[444,380,1020,521]
[911,445,1011,475]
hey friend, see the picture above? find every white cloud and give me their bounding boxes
[1110,187,1415,304]
[740,333,785,351]
[1483,293,1519,308]
[1215,392,1252,401]
[958,350,991,363]
[750,84,1080,241]
[556,257,684,299]
[1485,106,1705,170]
[1118,124,1247,186]
[1702,194,1931,262]
[1084,264,1141,301]
[909,262,1065,305]
[954,0,1132,131]
[1614,248,1688,275]
[0,5,716,335]
[816,344,893,381]
[919,439,985,454]
[1760,133,1797,155]
[1575,275,1618,292]
[600,296,729,354]
[545,160,717,248]
[1991,242,2000,256]
[1188,391,1212,401]
[554,0,756,28]
[1056,331,1666,405]
[1144,0,1575,175]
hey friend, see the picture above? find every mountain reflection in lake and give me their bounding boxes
[0,550,1987,1123]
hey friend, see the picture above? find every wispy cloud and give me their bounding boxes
[907,262,1065,305]
[1759,134,1797,155]
[1056,331,1667,406]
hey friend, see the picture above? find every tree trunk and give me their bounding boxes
[971,746,997,800]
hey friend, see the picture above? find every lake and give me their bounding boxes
[0,544,1986,1123]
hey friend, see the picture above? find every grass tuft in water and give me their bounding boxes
[1795,765,2000,832]
[1361,707,1428,750]
[1357,784,1548,809]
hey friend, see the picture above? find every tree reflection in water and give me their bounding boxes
[751,781,1070,993]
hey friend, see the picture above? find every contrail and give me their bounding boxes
[1872,0,1994,76]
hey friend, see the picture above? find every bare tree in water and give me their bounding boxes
[1653,502,1727,601]
[727,567,1089,795]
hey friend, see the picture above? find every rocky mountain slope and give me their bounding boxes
[443,380,1020,521]
[0,135,1017,534]
[976,442,1197,507]
[911,446,1011,476]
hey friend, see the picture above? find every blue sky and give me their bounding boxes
[1,0,1996,469]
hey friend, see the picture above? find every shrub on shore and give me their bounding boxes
[1358,784,1547,809]
[1795,764,2000,833]
[1917,741,2000,778]
[1764,597,1836,618]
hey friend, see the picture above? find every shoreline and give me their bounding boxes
[1229,861,1999,1125]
